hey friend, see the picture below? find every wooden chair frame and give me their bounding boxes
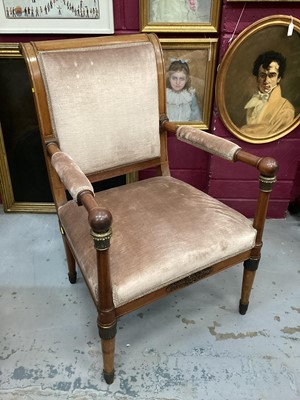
[21,34,278,384]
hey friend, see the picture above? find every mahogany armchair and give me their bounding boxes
[21,34,277,384]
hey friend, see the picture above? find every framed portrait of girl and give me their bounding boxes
[140,0,221,33]
[161,38,218,129]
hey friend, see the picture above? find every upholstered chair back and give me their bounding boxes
[37,40,161,175]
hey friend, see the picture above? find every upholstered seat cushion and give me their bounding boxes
[58,176,257,308]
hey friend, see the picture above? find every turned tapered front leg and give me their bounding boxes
[239,258,259,315]
[89,207,116,384]
[94,241,117,384]
[238,159,277,315]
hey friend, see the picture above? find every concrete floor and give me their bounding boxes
[0,208,299,400]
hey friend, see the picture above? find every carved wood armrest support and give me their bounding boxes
[235,150,278,192]
[161,120,176,134]
[234,150,278,177]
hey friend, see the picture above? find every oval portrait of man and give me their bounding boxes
[216,15,300,144]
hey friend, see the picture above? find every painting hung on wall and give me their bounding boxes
[0,0,114,33]
[161,39,218,129]
[216,15,300,144]
[140,0,221,33]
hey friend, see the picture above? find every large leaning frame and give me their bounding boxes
[0,43,55,213]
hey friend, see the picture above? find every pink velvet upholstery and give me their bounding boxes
[58,176,256,308]
[176,126,241,161]
[38,42,161,174]
[51,151,94,201]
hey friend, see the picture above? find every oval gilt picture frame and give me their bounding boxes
[216,15,300,144]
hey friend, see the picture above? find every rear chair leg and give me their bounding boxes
[239,257,260,315]
[60,224,77,284]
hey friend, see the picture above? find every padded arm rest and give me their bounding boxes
[176,125,241,161]
[51,151,94,202]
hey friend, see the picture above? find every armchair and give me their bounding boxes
[21,34,277,384]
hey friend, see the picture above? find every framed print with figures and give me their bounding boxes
[0,0,114,33]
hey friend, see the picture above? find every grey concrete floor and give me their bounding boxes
[0,208,299,400]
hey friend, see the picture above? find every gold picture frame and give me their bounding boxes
[140,0,221,33]
[215,15,300,144]
[0,43,55,213]
[161,38,218,129]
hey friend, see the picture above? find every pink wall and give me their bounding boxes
[1,0,300,217]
